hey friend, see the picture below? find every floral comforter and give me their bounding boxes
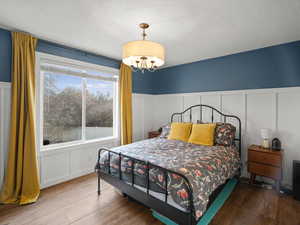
[97,138,240,220]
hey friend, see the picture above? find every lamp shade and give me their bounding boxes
[261,128,270,139]
[122,40,165,68]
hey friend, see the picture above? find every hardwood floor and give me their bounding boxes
[0,174,299,225]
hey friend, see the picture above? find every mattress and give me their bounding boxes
[98,137,240,220]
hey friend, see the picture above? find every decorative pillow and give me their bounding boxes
[159,123,171,138]
[168,122,192,142]
[215,123,236,146]
[188,123,216,146]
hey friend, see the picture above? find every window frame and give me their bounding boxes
[36,52,120,151]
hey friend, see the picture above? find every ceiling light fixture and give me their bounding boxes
[122,23,165,73]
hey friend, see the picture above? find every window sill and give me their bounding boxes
[39,136,119,155]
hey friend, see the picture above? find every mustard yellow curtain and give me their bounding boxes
[119,63,133,145]
[0,32,40,205]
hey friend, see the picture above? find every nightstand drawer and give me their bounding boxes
[248,162,281,179]
[248,150,281,167]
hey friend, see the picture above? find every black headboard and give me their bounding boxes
[171,104,242,156]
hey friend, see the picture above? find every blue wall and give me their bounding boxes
[0,28,120,83]
[1,26,300,94]
[37,40,120,69]
[0,28,12,82]
[0,27,148,93]
[132,71,155,94]
[147,41,300,94]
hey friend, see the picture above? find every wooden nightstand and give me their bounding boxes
[148,131,161,139]
[248,144,283,191]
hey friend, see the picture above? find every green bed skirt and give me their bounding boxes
[152,177,238,225]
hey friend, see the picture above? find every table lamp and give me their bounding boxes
[261,128,270,149]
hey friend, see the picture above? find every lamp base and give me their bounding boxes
[262,139,269,149]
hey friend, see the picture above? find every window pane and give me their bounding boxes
[86,78,114,140]
[43,72,82,145]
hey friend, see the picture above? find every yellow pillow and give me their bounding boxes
[188,123,216,146]
[168,122,192,142]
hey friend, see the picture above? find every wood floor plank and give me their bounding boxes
[1,174,300,225]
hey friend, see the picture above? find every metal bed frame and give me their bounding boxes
[96,104,241,225]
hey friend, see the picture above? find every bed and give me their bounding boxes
[95,104,241,225]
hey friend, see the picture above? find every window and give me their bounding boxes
[38,54,119,148]
[43,72,82,144]
[85,78,114,140]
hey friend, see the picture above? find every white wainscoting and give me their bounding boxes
[134,87,300,188]
[0,82,11,189]
[132,93,161,141]
[1,88,299,189]
[39,138,119,188]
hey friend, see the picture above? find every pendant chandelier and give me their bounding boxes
[122,23,165,73]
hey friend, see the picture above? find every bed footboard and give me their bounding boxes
[95,147,196,225]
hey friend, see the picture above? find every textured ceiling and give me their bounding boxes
[0,0,300,67]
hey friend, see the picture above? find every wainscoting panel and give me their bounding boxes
[183,95,201,123]
[152,95,184,130]
[246,93,276,148]
[278,91,300,186]
[221,93,247,174]
[132,94,145,141]
[221,94,245,134]
[143,94,157,137]
[0,82,11,189]
[40,151,70,187]
[132,93,159,141]
[70,147,95,177]
[201,95,222,122]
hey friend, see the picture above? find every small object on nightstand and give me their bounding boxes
[260,128,270,148]
[248,144,283,192]
[272,138,281,150]
[148,131,161,139]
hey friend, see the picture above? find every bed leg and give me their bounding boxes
[238,168,241,178]
[97,172,101,195]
